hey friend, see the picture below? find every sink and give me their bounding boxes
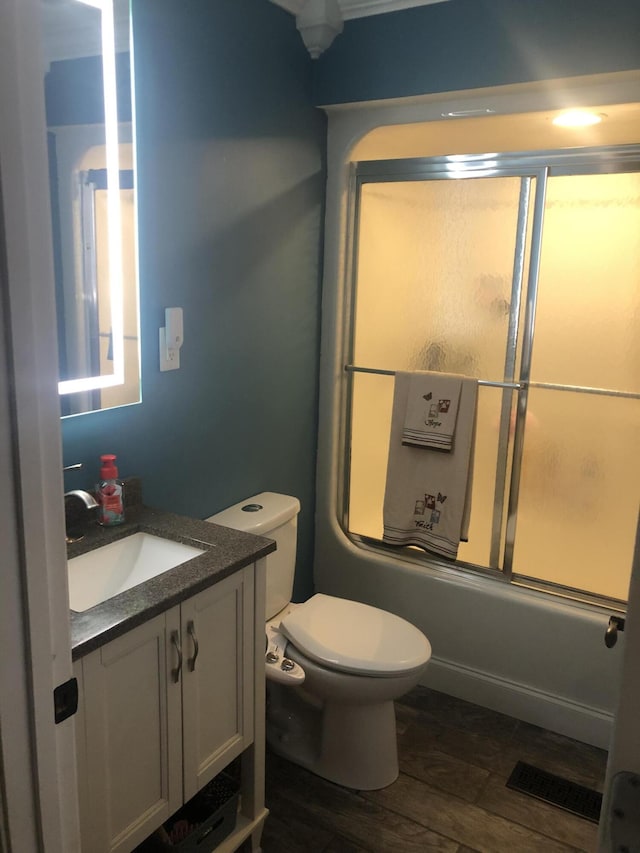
[67,532,205,612]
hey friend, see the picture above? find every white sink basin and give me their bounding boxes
[68,532,205,612]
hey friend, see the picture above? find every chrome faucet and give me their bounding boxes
[64,490,99,543]
[64,489,99,509]
[64,463,99,542]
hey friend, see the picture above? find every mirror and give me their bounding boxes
[42,0,140,416]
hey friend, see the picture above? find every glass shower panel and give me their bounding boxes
[517,170,640,600]
[512,389,640,600]
[349,176,523,567]
[348,372,393,540]
[353,178,522,381]
[531,172,640,393]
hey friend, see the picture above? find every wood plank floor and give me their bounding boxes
[259,686,607,853]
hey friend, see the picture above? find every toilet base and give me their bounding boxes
[267,683,399,790]
[317,699,399,789]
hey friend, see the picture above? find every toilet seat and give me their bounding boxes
[279,593,431,677]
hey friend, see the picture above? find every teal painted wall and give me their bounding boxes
[45,53,132,126]
[61,0,326,601]
[314,0,640,104]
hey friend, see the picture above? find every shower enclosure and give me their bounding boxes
[344,145,640,605]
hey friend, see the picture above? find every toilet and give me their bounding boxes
[207,492,431,790]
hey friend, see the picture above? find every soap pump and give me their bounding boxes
[96,454,125,526]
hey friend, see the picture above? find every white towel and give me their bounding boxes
[402,372,463,451]
[383,371,478,560]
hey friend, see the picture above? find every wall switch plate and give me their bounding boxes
[159,327,180,371]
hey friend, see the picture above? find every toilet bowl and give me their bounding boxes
[267,594,430,789]
[207,493,432,790]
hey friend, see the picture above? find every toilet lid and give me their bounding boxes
[279,594,431,677]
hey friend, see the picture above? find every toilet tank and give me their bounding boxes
[206,492,300,620]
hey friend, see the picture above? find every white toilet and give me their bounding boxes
[207,492,431,790]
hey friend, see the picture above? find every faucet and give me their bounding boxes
[64,490,99,543]
[65,489,98,508]
[64,464,99,542]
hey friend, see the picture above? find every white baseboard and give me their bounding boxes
[421,656,613,750]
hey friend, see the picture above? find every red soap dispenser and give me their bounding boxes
[96,454,125,526]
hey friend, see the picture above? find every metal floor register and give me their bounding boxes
[506,761,603,823]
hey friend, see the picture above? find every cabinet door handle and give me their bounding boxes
[171,630,183,683]
[187,620,199,672]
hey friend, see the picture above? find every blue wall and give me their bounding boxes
[45,53,132,126]
[61,0,326,601]
[314,0,640,104]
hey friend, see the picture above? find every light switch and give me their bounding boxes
[160,307,183,371]
[159,328,179,371]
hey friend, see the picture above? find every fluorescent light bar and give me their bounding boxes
[60,0,126,396]
[59,372,127,395]
[100,0,125,387]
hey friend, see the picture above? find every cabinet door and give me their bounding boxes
[181,567,254,801]
[81,608,182,853]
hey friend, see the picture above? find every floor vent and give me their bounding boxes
[506,761,602,823]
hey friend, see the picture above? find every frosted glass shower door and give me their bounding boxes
[348,176,527,568]
[512,172,640,599]
[346,151,640,603]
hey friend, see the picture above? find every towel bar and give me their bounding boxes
[344,365,520,390]
[344,365,640,400]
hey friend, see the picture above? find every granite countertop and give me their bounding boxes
[69,505,275,660]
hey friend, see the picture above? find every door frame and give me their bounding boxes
[598,515,640,850]
[0,0,80,848]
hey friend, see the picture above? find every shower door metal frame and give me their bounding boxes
[341,144,640,609]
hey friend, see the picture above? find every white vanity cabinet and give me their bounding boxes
[74,561,267,853]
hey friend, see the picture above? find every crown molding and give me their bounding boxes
[271,0,449,20]
[296,0,344,58]
[271,0,449,56]
[339,0,448,19]
[273,0,307,12]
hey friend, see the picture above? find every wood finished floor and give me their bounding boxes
[259,686,607,853]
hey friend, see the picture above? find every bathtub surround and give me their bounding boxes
[313,67,639,745]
